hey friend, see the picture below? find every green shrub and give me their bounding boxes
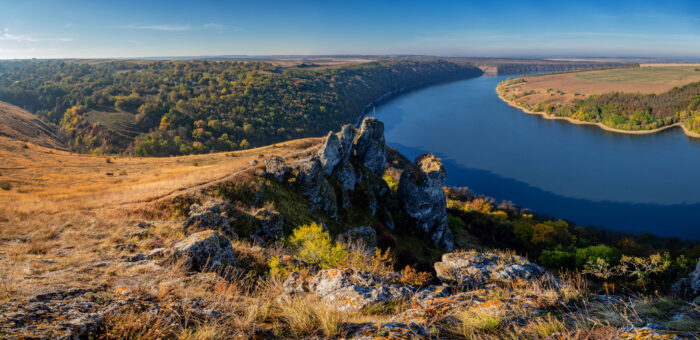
[447,214,466,230]
[538,249,574,268]
[287,222,347,269]
[575,245,619,268]
[0,181,11,191]
[268,255,303,278]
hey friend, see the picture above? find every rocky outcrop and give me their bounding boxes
[283,268,414,312]
[672,259,700,302]
[337,124,357,163]
[0,288,105,339]
[434,251,546,288]
[398,154,453,250]
[257,118,392,221]
[173,230,236,271]
[251,207,284,244]
[334,159,356,192]
[292,156,338,217]
[341,226,377,249]
[355,118,386,174]
[262,156,291,182]
[183,201,233,237]
[317,132,342,175]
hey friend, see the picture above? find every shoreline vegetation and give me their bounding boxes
[496,82,700,139]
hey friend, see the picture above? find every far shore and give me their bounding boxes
[495,85,700,139]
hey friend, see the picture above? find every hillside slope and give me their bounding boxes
[0,119,698,338]
[0,101,66,150]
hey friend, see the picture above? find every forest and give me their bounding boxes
[441,186,699,293]
[0,59,482,155]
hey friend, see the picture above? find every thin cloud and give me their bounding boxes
[122,24,193,31]
[0,28,38,42]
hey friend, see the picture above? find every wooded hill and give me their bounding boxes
[0,59,482,156]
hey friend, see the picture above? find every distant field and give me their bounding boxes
[572,66,700,85]
[497,64,700,135]
[499,65,700,108]
[84,108,141,138]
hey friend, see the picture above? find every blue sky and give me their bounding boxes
[0,0,698,59]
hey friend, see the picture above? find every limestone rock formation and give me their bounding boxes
[251,207,284,244]
[262,156,291,182]
[292,156,338,217]
[0,288,105,339]
[183,201,233,237]
[317,131,343,175]
[434,251,546,288]
[337,124,357,163]
[334,159,357,192]
[283,268,414,312]
[173,230,236,271]
[355,117,386,174]
[398,154,454,250]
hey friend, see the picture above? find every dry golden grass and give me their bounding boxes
[0,101,67,150]
[0,135,321,298]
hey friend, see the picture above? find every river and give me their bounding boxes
[368,75,700,240]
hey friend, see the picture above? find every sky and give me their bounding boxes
[0,0,699,59]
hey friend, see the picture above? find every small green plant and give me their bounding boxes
[287,222,347,269]
[268,255,303,278]
[383,173,399,192]
[0,181,11,191]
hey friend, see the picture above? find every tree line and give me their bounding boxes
[0,59,482,155]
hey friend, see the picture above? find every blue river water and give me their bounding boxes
[368,75,700,240]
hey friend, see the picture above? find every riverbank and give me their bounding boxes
[495,84,700,138]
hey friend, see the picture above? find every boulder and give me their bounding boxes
[173,230,236,271]
[183,201,233,237]
[317,132,342,175]
[262,156,291,182]
[672,259,700,301]
[397,154,454,250]
[434,251,546,288]
[0,288,104,339]
[341,226,377,249]
[284,268,414,312]
[251,207,284,244]
[354,117,386,174]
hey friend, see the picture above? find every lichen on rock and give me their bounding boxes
[173,230,237,271]
[434,251,546,288]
